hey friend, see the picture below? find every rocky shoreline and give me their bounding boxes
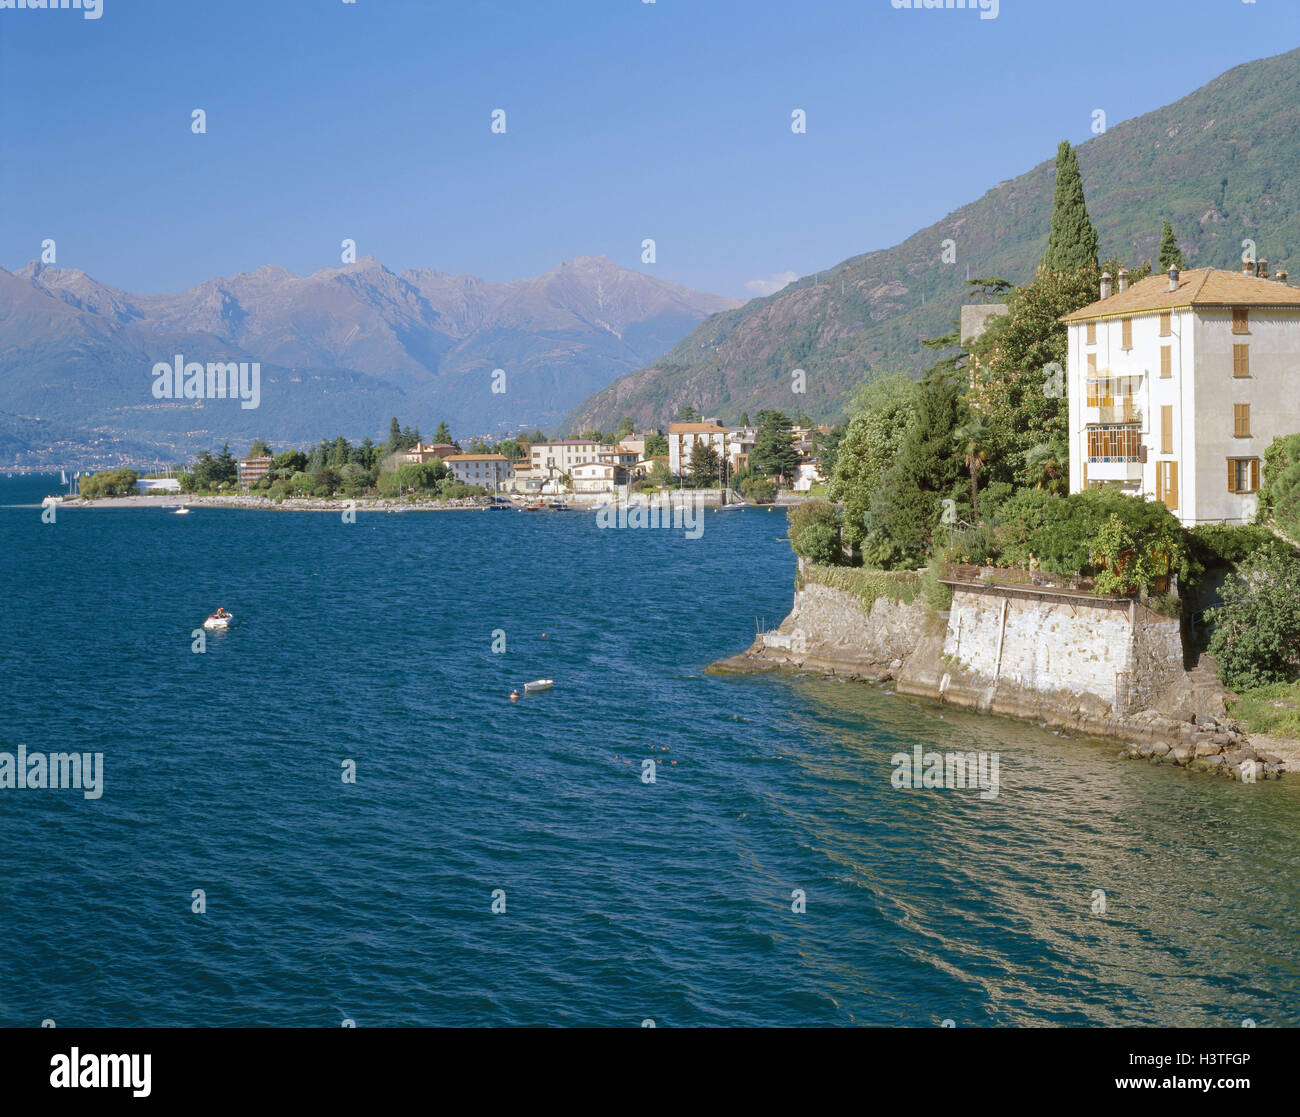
[710,574,1292,783]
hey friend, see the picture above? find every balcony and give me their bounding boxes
[1083,398,1142,425]
[1086,458,1144,482]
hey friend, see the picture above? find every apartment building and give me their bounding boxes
[1063,262,1300,525]
[443,453,512,491]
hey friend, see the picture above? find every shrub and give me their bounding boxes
[740,476,777,504]
[1208,550,1300,690]
[787,501,845,565]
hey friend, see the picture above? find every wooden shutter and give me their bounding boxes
[1161,406,1173,454]
[1122,318,1133,348]
[1250,459,1260,492]
[1087,353,1097,375]
[1227,459,1237,492]
[1233,307,1249,333]
[1161,346,1172,378]
[1234,404,1251,437]
[1164,462,1178,509]
[1160,312,1171,336]
[1234,344,1250,377]
[1156,462,1165,503]
[1086,322,1097,345]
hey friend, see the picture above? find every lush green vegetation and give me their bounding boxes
[1226,681,1300,739]
[798,564,919,613]
[787,501,845,566]
[79,468,140,498]
[1208,550,1300,691]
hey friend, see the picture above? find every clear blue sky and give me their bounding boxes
[2,0,1297,300]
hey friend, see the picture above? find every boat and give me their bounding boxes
[522,678,553,693]
[548,502,570,511]
[174,505,191,515]
[202,611,233,630]
[522,503,545,511]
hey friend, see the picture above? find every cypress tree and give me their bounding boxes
[1042,141,1099,273]
[1158,220,1185,271]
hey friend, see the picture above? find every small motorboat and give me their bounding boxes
[522,679,553,693]
[522,503,545,512]
[202,611,233,630]
[548,502,569,511]
[174,505,191,515]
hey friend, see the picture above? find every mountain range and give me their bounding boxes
[0,256,738,466]
[564,45,1300,433]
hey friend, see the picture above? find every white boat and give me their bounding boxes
[522,678,553,693]
[202,613,233,630]
[174,505,191,515]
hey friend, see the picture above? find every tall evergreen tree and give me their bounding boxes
[1042,141,1099,273]
[1158,220,1185,271]
[433,421,452,444]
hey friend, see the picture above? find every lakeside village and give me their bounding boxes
[65,143,1300,766]
[65,411,835,511]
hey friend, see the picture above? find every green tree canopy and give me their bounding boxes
[1042,140,1099,273]
[1157,220,1186,271]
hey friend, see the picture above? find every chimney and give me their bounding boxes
[1100,271,1113,299]
[1168,265,1179,293]
[1259,259,1271,280]
[1244,259,1257,277]
[1118,267,1129,293]
[1280,271,1290,285]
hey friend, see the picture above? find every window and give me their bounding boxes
[1233,307,1249,334]
[1228,458,1260,493]
[1156,461,1179,510]
[1087,425,1142,461]
[1160,312,1171,337]
[1087,353,1097,376]
[1160,346,1172,378]
[1086,322,1097,345]
[1121,318,1133,349]
[1161,406,1174,454]
[1234,404,1252,438]
[1232,345,1251,377]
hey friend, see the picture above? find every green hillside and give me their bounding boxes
[564,46,1300,432]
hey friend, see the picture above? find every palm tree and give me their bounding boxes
[1024,440,1068,496]
[955,419,991,517]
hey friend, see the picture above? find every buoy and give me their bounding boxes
[509,691,520,702]
[541,633,547,638]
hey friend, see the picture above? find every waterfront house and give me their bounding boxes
[135,477,182,494]
[529,440,605,486]
[668,421,728,476]
[237,456,273,489]
[444,453,512,491]
[571,462,626,493]
[399,442,459,465]
[792,459,826,492]
[1063,263,1300,526]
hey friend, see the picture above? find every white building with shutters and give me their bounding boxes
[1063,263,1300,526]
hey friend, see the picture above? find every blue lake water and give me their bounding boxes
[1,475,1298,1027]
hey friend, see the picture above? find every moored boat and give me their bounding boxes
[522,678,553,693]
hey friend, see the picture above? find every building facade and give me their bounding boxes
[529,440,605,481]
[668,422,728,477]
[237,456,273,488]
[1063,264,1300,526]
[443,453,512,491]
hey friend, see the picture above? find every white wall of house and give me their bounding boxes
[1069,298,1300,525]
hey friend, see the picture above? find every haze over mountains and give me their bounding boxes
[565,46,1300,433]
[0,255,738,466]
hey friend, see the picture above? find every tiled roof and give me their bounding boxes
[1063,268,1300,321]
[445,454,509,462]
[668,422,727,433]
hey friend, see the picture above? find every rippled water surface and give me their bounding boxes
[2,476,1297,1027]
